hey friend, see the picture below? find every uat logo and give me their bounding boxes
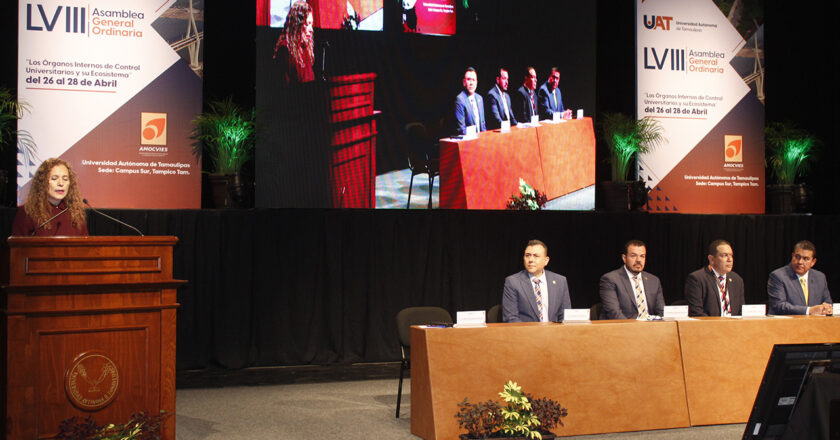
[141,112,167,145]
[725,135,742,162]
[643,15,673,31]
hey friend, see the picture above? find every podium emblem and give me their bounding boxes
[65,352,121,411]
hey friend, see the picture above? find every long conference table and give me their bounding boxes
[410,316,840,439]
[439,118,596,209]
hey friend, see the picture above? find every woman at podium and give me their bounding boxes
[12,158,88,236]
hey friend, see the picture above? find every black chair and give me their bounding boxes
[486,304,502,323]
[590,302,602,321]
[403,122,440,209]
[395,306,452,418]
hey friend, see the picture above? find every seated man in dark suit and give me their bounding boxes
[599,239,664,319]
[768,240,833,315]
[537,67,566,120]
[485,67,518,130]
[684,239,745,316]
[512,67,539,124]
[453,67,486,135]
[502,239,571,322]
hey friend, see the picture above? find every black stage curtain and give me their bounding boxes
[2,208,838,371]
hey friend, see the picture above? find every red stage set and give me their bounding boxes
[328,73,378,208]
[439,118,596,209]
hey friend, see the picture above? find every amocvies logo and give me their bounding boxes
[725,135,742,162]
[141,112,167,145]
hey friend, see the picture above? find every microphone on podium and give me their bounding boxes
[32,206,69,235]
[83,198,144,236]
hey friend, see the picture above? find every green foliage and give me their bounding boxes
[0,86,37,154]
[498,381,541,439]
[192,97,256,175]
[600,113,665,182]
[56,411,170,440]
[765,121,819,185]
[506,178,548,210]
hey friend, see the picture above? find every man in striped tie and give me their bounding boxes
[685,240,745,317]
[502,239,571,322]
[598,240,664,319]
[767,240,833,315]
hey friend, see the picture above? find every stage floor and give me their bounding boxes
[375,168,595,210]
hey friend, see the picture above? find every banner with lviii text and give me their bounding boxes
[17,0,203,208]
[636,0,764,213]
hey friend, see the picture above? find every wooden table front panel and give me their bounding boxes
[536,118,596,199]
[411,321,690,439]
[677,316,840,426]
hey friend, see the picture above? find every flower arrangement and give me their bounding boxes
[455,381,568,439]
[506,179,547,210]
[55,411,170,440]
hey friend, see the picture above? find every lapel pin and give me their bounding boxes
[552,280,556,284]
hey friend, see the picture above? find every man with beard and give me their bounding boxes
[599,240,664,319]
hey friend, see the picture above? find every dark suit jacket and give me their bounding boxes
[768,265,833,315]
[684,266,745,316]
[502,269,571,322]
[599,267,664,319]
[537,82,565,120]
[512,85,538,123]
[485,85,518,129]
[454,90,486,135]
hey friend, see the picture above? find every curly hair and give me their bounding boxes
[25,158,86,230]
[274,1,314,71]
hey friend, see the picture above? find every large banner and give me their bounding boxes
[17,0,203,208]
[636,0,764,213]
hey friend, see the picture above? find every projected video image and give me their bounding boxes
[258,0,383,30]
[401,0,456,36]
[255,1,597,210]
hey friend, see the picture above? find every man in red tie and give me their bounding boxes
[502,239,571,322]
[684,239,745,316]
[513,67,539,124]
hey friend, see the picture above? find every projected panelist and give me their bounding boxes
[273,1,315,84]
[12,158,88,236]
[485,68,517,130]
[598,240,664,319]
[768,241,833,315]
[502,240,571,322]
[513,67,539,123]
[684,240,745,317]
[537,67,569,120]
[453,67,486,135]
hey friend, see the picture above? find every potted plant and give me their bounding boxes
[506,178,548,210]
[599,113,665,211]
[765,121,819,213]
[0,86,38,206]
[455,381,568,439]
[191,96,256,208]
[56,411,170,440]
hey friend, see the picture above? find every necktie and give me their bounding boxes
[633,274,648,318]
[529,91,536,116]
[552,89,557,110]
[800,278,809,304]
[534,278,543,321]
[469,96,480,128]
[719,275,730,315]
[500,87,509,120]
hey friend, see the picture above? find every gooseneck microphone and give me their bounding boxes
[83,199,144,236]
[32,206,69,235]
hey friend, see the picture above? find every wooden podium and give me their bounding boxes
[1,236,183,439]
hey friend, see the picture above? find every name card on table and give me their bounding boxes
[500,120,511,133]
[530,114,540,125]
[741,304,766,318]
[833,303,839,317]
[576,109,584,119]
[563,308,591,323]
[663,305,689,320]
[552,111,561,123]
[454,310,486,328]
[465,125,477,139]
